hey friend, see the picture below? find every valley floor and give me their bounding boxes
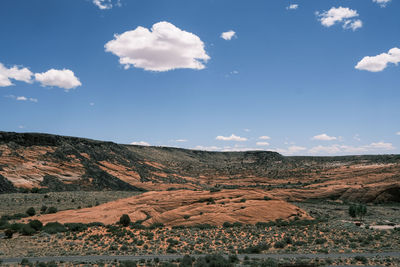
[0,194,399,266]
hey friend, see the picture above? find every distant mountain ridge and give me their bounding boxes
[0,131,399,203]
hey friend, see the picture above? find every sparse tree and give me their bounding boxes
[26,207,36,216]
[349,204,367,221]
[5,229,14,239]
[119,214,131,227]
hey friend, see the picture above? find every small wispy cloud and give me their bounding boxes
[308,141,395,155]
[5,95,38,103]
[221,30,236,41]
[373,0,391,7]
[286,4,298,10]
[130,141,150,146]
[312,133,337,141]
[259,136,271,140]
[92,0,120,10]
[256,142,270,146]
[216,134,247,141]
[273,146,307,155]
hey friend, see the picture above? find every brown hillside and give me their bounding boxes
[1,131,399,203]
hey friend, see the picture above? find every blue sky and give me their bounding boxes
[0,0,399,155]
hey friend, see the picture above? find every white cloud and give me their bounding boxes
[308,142,395,155]
[130,141,150,146]
[0,63,33,87]
[93,0,112,10]
[89,102,95,106]
[5,95,37,103]
[16,96,27,101]
[396,132,400,136]
[105,21,210,72]
[286,4,298,10]
[312,133,337,141]
[368,141,395,150]
[243,128,250,132]
[35,69,81,90]
[193,145,220,151]
[175,139,188,143]
[259,136,271,140]
[222,147,263,152]
[355,47,400,72]
[274,146,307,155]
[216,134,247,142]
[221,30,236,41]
[256,142,270,146]
[373,0,391,7]
[316,7,362,31]
[353,134,361,142]
[343,19,363,31]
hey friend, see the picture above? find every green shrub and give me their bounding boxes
[5,229,14,238]
[119,214,131,227]
[21,258,30,266]
[43,222,66,234]
[120,260,137,267]
[180,255,193,267]
[65,223,87,232]
[47,207,58,214]
[354,256,368,264]
[28,220,43,231]
[40,205,48,214]
[223,222,233,228]
[10,223,24,231]
[21,224,36,236]
[148,222,164,229]
[274,241,286,249]
[26,207,36,216]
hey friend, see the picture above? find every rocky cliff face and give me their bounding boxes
[1,131,399,203]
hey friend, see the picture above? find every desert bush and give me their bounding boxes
[26,207,36,216]
[148,222,164,229]
[349,204,367,220]
[20,258,30,266]
[28,220,43,231]
[65,223,87,232]
[223,222,233,228]
[47,207,58,214]
[120,260,137,267]
[239,243,270,253]
[40,205,48,214]
[21,224,36,235]
[43,222,66,234]
[354,256,368,264]
[5,229,14,238]
[10,223,24,231]
[180,255,193,267]
[119,214,131,227]
[274,241,286,249]
[0,219,9,230]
